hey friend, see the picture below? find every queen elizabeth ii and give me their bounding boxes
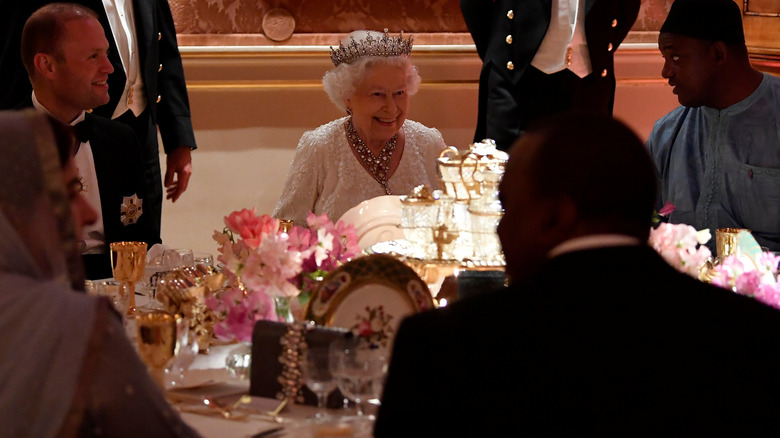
[272,29,446,226]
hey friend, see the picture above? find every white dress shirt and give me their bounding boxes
[102,0,147,118]
[32,92,106,254]
[531,0,593,78]
[549,234,642,259]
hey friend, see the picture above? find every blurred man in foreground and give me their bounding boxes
[375,112,780,436]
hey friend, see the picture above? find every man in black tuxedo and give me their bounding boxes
[22,3,160,279]
[1,0,196,239]
[374,112,780,436]
[460,0,640,150]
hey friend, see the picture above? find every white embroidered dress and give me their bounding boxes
[273,117,446,225]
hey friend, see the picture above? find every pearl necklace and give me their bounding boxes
[345,117,397,195]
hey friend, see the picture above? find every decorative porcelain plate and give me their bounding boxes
[337,195,404,250]
[305,254,434,348]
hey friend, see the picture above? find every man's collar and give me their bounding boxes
[548,234,642,259]
[31,91,85,125]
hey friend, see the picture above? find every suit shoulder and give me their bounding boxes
[86,114,135,135]
[88,114,136,136]
[403,286,516,330]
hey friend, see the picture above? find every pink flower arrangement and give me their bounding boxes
[648,222,712,277]
[208,209,360,342]
[649,221,780,310]
[652,201,676,225]
[287,213,360,300]
[711,251,780,309]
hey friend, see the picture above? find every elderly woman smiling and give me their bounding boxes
[273,29,446,226]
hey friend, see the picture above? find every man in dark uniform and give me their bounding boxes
[22,3,161,278]
[460,0,640,150]
[375,112,780,436]
[0,0,196,240]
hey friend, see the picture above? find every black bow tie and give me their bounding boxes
[73,118,91,144]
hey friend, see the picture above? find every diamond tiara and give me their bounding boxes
[329,29,414,67]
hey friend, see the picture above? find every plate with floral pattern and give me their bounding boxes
[304,254,434,349]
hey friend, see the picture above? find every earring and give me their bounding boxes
[346,107,352,116]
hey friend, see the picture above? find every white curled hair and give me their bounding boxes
[322,55,421,112]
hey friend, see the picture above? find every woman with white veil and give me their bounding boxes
[0,109,199,437]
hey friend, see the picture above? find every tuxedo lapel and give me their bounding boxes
[81,0,125,118]
[84,113,121,202]
[132,0,154,64]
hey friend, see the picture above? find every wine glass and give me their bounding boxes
[165,314,199,388]
[93,279,129,314]
[138,255,168,311]
[110,241,147,317]
[135,311,177,389]
[329,338,388,420]
[193,252,214,267]
[162,248,194,270]
[302,346,338,420]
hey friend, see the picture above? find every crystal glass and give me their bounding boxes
[165,314,199,388]
[110,241,147,316]
[193,252,214,267]
[469,169,504,261]
[138,256,168,311]
[92,279,128,314]
[224,342,251,381]
[302,346,338,419]
[162,248,194,270]
[329,338,388,419]
[400,202,438,259]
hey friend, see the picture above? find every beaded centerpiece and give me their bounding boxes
[329,28,413,67]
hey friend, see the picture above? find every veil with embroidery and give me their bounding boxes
[0,108,84,289]
[0,110,199,437]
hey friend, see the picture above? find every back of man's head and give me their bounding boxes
[498,112,656,281]
[21,3,97,79]
[532,112,654,235]
[501,112,656,252]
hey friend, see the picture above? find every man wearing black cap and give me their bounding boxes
[646,0,780,252]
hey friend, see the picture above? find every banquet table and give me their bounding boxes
[166,344,375,438]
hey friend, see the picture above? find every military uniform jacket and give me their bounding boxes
[460,0,640,84]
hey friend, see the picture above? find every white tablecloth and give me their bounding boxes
[168,344,374,438]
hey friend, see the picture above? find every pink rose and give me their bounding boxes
[224,208,279,249]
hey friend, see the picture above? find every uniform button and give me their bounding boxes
[507,10,514,19]
[607,43,613,52]
[156,95,162,103]
[601,69,608,77]
[611,19,618,28]
[158,64,163,72]
[507,61,514,70]
[505,35,513,44]
[158,32,162,40]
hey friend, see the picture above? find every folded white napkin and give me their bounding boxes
[146,243,170,266]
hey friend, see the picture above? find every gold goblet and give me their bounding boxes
[716,228,750,259]
[279,219,294,233]
[110,241,147,316]
[136,311,177,389]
